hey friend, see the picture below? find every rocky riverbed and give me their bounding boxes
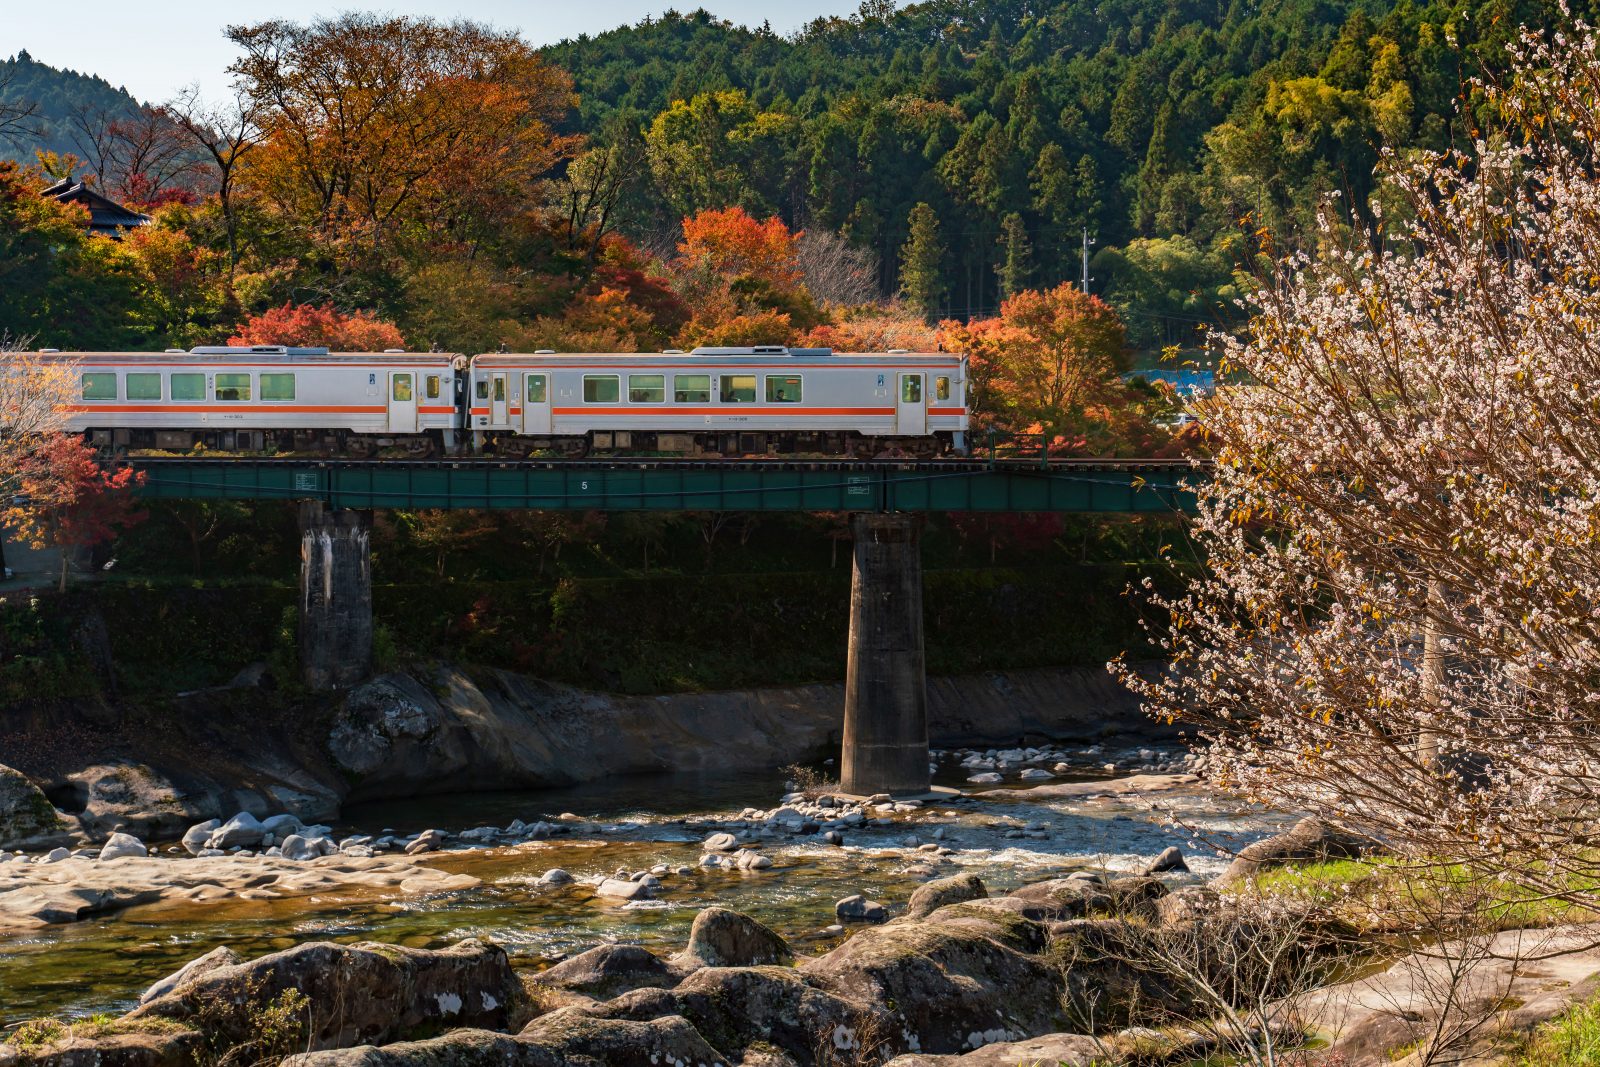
[0,744,1287,1025]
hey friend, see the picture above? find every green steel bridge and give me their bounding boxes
[127,456,1202,514]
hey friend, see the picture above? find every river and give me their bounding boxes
[0,751,1287,1026]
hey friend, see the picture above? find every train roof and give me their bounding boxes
[470,346,959,364]
[21,346,460,364]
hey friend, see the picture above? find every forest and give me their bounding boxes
[0,0,1579,415]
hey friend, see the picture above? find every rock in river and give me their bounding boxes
[676,906,792,968]
[903,872,988,921]
[594,877,656,901]
[181,820,219,856]
[205,812,265,850]
[836,894,889,923]
[97,833,147,861]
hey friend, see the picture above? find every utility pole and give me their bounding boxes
[1081,226,1094,294]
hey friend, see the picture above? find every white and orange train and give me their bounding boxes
[32,345,969,457]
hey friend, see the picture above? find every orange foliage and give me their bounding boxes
[677,207,803,290]
[229,302,406,350]
[940,283,1129,454]
[679,310,795,349]
[509,287,658,352]
[796,303,939,352]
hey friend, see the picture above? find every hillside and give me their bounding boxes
[0,49,142,164]
[544,0,1580,343]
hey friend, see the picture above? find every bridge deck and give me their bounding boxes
[128,457,1201,513]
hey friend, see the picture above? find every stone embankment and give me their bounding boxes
[0,662,1170,845]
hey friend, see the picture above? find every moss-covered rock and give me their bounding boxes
[902,873,988,921]
[131,939,523,1053]
[0,764,65,848]
[676,907,793,969]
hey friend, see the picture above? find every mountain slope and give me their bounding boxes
[0,49,143,164]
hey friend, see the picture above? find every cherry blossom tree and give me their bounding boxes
[1116,21,1600,905]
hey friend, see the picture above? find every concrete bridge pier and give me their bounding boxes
[299,501,373,690]
[840,512,930,797]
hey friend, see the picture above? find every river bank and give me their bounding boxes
[0,662,1174,844]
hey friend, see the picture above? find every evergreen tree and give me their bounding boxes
[899,201,944,321]
[997,212,1030,298]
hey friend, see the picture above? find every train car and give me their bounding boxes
[466,346,968,456]
[37,346,464,455]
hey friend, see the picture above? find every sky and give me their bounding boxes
[4,0,864,104]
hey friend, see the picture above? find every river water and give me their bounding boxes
[0,754,1288,1025]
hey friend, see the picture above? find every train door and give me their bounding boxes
[388,371,418,432]
[490,372,509,426]
[897,372,926,435]
[522,373,551,434]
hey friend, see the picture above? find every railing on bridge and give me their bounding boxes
[128,457,1202,514]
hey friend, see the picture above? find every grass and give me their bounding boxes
[1246,858,1600,937]
[1508,996,1600,1065]
[3,1015,191,1051]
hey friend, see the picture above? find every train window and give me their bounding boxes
[171,373,204,401]
[720,374,757,403]
[261,373,296,401]
[765,375,802,403]
[215,373,251,401]
[628,374,664,403]
[81,372,118,400]
[936,375,951,401]
[583,375,620,403]
[526,375,546,403]
[126,373,162,401]
[427,375,442,400]
[901,375,922,403]
[475,379,489,400]
[674,374,710,403]
[393,374,413,402]
[492,377,506,402]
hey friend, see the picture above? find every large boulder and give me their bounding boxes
[49,763,195,840]
[903,873,988,921]
[327,680,440,780]
[591,966,871,1064]
[130,939,523,1051]
[531,945,682,1000]
[801,906,1065,1055]
[0,764,65,848]
[676,907,792,969]
[1218,817,1375,883]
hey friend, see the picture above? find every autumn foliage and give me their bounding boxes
[941,282,1130,453]
[1,436,146,592]
[228,303,405,351]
